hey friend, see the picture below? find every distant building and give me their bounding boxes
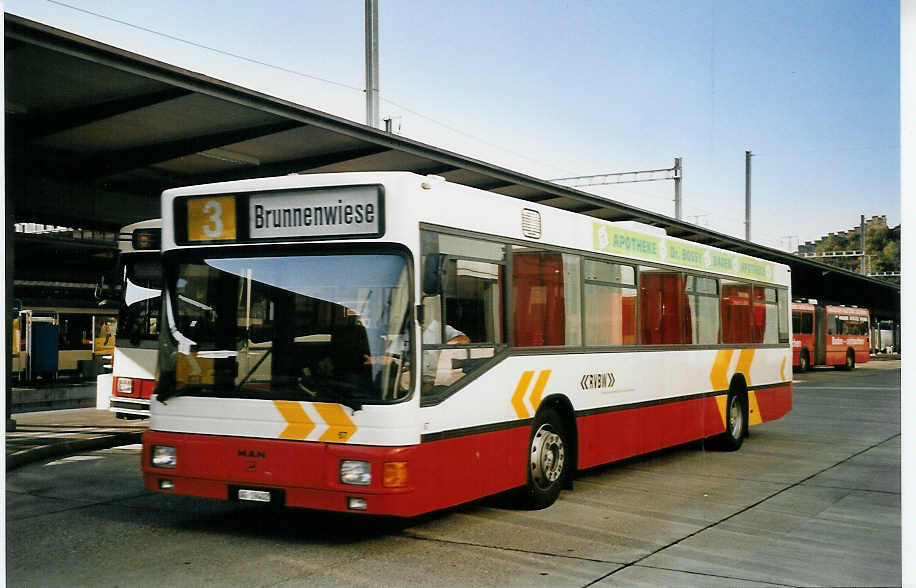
[796,216,900,283]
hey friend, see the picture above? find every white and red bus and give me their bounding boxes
[108,219,161,418]
[791,302,869,371]
[143,172,792,517]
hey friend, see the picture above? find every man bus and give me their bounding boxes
[143,172,792,516]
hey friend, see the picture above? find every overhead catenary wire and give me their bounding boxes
[42,0,577,178]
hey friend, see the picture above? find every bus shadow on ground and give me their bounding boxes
[165,499,435,544]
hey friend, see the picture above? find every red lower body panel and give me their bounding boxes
[143,383,792,517]
[755,384,792,421]
[577,395,727,470]
[143,428,530,518]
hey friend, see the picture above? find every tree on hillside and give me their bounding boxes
[810,223,900,278]
[814,234,849,254]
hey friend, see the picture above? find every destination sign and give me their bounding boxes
[181,185,384,244]
[249,186,382,239]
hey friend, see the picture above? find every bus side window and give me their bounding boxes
[420,231,506,399]
[583,259,636,346]
[801,312,813,335]
[513,249,580,347]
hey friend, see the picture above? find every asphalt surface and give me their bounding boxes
[5,359,902,587]
[5,407,147,471]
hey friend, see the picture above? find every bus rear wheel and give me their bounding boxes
[843,350,855,370]
[520,408,569,510]
[799,350,809,372]
[715,391,746,451]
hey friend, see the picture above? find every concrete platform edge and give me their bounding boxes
[6,431,143,472]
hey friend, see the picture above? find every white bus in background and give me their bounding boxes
[100,219,161,419]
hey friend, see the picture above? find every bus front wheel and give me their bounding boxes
[799,350,810,372]
[520,408,569,510]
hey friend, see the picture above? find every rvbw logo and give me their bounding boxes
[580,372,616,391]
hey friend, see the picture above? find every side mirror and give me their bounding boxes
[422,254,447,296]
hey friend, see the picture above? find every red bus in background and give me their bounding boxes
[791,302,869,371]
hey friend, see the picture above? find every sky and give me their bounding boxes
[5,0,901,251]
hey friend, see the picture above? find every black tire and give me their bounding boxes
[716,391,746,451]
[844,349,855,370]
[799,350,809,372]
[519,408,569,510]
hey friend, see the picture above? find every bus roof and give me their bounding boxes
[825,305,869,317]
[119,218,161,254]
[162,172,791,286]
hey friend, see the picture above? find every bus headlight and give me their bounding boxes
[340,460,371,486]
[151,445,177,468]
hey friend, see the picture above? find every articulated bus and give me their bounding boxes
[108,219,162,418]
[791,302,869,371]
[143,172,792,517]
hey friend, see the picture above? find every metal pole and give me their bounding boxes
[673,157,682,220]
[745,150,752,241]
[6,182,16,432]
[365,0,380,129]
[860,214,866,275]
[4,31,15,429]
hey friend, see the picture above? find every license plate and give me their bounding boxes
[238,489,271,503]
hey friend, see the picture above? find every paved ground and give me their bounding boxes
[5,407,147,471]
[5,360,902,587]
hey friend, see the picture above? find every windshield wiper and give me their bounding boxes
[297,374,363,412]
[234,348,272,395]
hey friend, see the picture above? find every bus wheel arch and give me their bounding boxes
[520,395,576,509]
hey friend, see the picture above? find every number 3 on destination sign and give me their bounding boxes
[187,196,237,242]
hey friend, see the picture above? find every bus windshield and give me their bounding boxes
[116,255,162,349]
[159,252,412,408]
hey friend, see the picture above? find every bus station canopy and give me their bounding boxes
[4,14,900,320]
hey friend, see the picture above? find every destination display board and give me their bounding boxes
[177,185,384,244]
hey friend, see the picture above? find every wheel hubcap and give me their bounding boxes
[729,396,743,439]
[530,424,565,490]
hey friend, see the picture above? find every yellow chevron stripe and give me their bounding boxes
[315,403,357,443]
[714,394,728,431]
[529,370,551,413]
[274,400,316,440]
[735,349,755,386]
[512,371,535,419]
[747,390,762,426]
[710,349,734,391]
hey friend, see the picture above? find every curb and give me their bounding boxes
[6,432,144,472]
